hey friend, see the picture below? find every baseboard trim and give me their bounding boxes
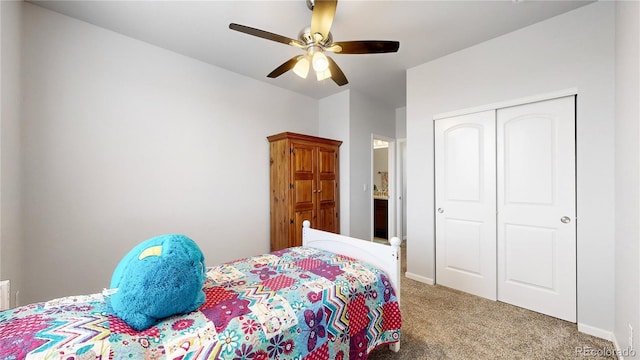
[405,272,434,285]
[613,336,625,360]
[611,333,637,360]
[578,323,614,341]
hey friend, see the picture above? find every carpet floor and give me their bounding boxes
[368,245,617,360]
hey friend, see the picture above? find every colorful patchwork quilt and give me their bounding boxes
[0,246,401,359]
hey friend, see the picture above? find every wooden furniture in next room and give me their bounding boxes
[374,197,389,239]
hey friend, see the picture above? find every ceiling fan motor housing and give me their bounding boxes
[299,26,333,47]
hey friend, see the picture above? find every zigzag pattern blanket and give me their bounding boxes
[0,246,401,359]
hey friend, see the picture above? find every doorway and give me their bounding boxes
[372,135,395,243]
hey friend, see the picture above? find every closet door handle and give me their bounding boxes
[561,216,571,224]
[437,208,444,214]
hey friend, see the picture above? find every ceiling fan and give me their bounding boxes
[229,0,400,86]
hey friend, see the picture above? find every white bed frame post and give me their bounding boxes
[301,220,402,352]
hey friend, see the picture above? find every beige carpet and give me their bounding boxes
[368,245,616,360]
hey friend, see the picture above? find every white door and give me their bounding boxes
[435,110,497,300]
[496,96,576,322]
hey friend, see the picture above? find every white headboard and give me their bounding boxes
[301,220,401,298]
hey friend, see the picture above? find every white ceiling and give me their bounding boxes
[29,0,593,108]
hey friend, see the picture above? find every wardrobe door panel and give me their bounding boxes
[317,146,339,233]
[292,142,317,222]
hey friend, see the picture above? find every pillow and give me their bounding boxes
[109,234,206,331]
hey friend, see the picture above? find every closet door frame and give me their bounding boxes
[433,90,577,321]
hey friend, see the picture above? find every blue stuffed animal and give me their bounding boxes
[109,234,206,331]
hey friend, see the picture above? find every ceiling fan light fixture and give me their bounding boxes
[316,67,332,81]
[293,56,310,79]
[312,51,329,72]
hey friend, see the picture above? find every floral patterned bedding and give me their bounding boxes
[0,246,401,359]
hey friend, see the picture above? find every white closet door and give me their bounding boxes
[435,110,497,300]
[497,96,576,322]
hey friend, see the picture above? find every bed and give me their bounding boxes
[0,221,402,359]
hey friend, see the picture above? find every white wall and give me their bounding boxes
[348,91,395,240]
[319,90,350,235]
[319,90,396,240]
[1,0,24,308]
[614,0,640,354]
[395,107,406,139]
[19,3,319,304]
[407,2,615,335]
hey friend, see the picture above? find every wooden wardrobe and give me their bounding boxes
[267,132,341,251]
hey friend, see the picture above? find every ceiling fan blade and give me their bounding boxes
[326,56,348,86]
[267,55,304,78]
[310,0,337,42]
[229,23,303,47]
[330,40,400,54]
